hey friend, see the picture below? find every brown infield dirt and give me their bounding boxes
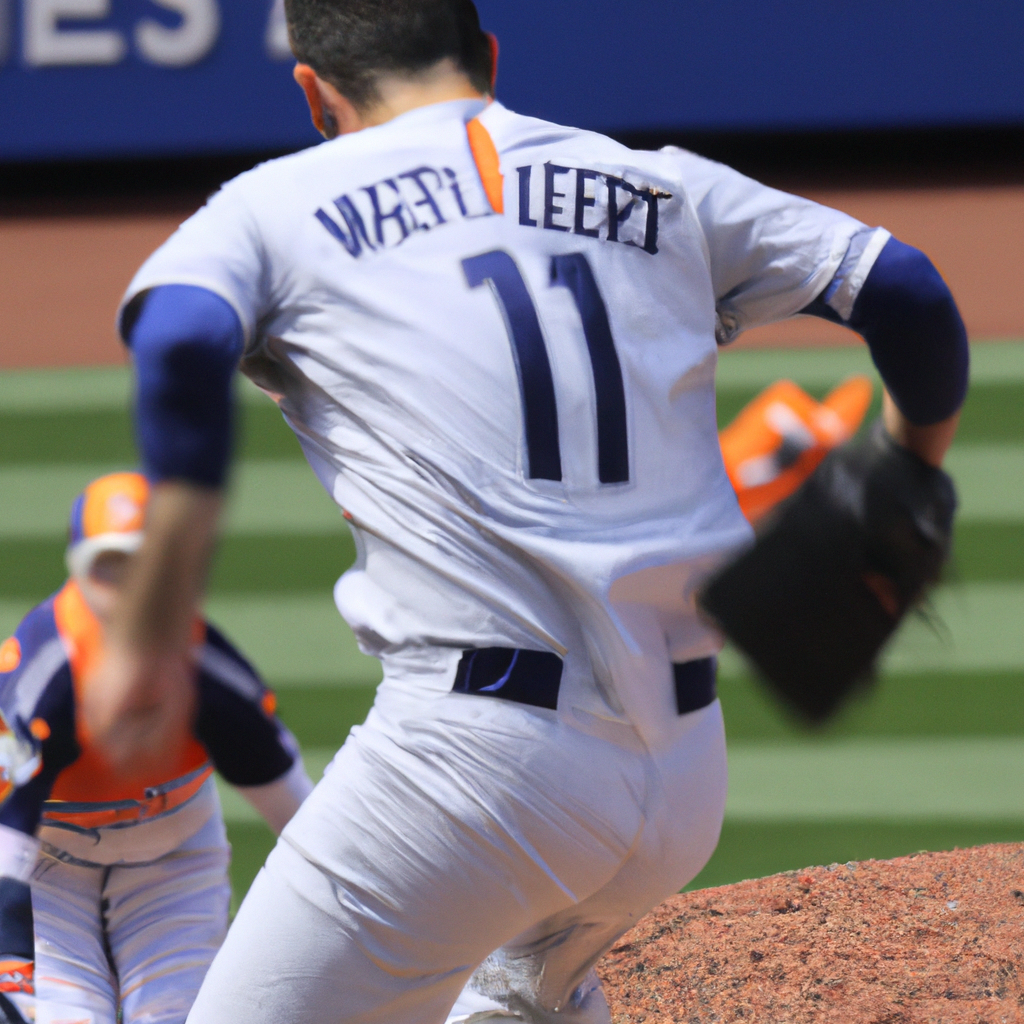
[598,844,1024,1024]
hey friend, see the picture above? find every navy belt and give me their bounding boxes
[453,648,563,710]
[673,656,718,716]
[452,648,717,716]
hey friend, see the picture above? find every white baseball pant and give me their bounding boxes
[32,809,231,1024]
[185,656,728,1024]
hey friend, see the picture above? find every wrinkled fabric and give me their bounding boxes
[33,809,230,1024]
[187,661,727,1024]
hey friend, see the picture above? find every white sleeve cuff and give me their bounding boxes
[826,227,891,322]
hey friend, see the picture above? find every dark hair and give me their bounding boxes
[285,0,493,110]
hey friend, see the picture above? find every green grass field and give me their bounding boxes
[1,341,1021,903]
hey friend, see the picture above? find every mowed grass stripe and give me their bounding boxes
[943,445,1024,521]
[725,737,1024,820]
[5,341,1024,412]
[953,522,1024,582]
[4,343,1022,415]
[713,339,1024,389]
[0,366,272,414]
[0,400,304,469]
[882,582,1024,673]
[273,671,1024,749]
[204,595,383,687]
[208,533,355,593]
[234,815,1024,901]
[688,818,1024,891]
[275,685,376,748]
[0,344,1015,411]
[0,366,133,413]
[954,382,1024,443]
[718,671,1024,741]
[0,520,1018,605]
[0,442,1018,542]
[717,381,1024,443]
[1,582,1022,687]
[0,594,383,687]
[217,737,1024,824]
[0,534,358,602]
[3,381,1020,466]
[1,344,1022,467]
[0,460,346,538]
[0,400,305,467]
[713,581,1024,677]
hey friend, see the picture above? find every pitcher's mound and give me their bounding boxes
[599,843,1024,1023]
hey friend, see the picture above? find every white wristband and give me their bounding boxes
[0,823,40,884]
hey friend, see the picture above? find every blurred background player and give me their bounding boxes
[0,472,313,1024]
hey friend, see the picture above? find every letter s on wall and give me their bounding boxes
[0,0,9,67]
[136,0,219,67]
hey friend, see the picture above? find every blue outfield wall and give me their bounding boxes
[1,0,1023,161]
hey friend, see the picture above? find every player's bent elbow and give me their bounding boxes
[850,238,969,427]
[855,241,960,331]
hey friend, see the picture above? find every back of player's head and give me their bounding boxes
[285,0,493,109]
[66,472,150,580]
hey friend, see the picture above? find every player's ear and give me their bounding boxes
[293,63,330,137]
[293,64,366,139]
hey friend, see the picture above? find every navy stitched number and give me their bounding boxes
[551,254,629,483]
[463,249,629,485]
[462,250,562,481]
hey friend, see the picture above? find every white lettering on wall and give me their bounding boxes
[265,0,288,61]
[24,0,125,66]
[135,0,219,67]
[0,0,10,66]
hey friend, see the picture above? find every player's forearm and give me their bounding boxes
[882,391,959,468]
[110,482,223,656]
[85,483,222,774]
[115,282,235,655]
[101,283,239,751]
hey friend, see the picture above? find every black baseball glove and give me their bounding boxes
[699,420,957,723]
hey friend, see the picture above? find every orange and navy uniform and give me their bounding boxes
[0,580,297,979]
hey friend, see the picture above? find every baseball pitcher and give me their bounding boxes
[81,2,968,1021]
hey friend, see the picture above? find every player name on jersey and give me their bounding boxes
[516,163,672,256]
[316,164,493,258]
[315,156,674,260]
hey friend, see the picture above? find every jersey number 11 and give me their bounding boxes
[463,250,629,486]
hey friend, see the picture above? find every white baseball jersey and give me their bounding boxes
[124,98,867,743]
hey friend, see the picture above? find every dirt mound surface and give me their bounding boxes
[599,844,1024,1023]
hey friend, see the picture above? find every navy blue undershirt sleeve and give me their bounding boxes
[802,236,969,426]
[123,284,244,488]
